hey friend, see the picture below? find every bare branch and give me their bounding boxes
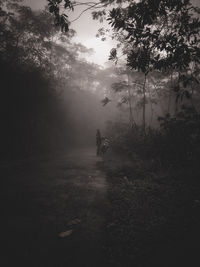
[69,2,105,23]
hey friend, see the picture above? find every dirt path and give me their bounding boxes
[1,148,110,267]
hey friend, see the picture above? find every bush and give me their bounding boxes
[158,106,200,165]
[106,106,200,168]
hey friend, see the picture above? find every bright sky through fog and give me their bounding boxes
[23,0,200,66]
[23,0,115,67]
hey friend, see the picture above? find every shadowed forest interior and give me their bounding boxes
[1,1,200,267]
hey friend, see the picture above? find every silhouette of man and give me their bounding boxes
[96,129,102,156]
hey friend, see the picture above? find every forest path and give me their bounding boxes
[1,148,110,267]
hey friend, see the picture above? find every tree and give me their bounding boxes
[48,0,200,133]
[0,1,80,157]
[107,0,200,132]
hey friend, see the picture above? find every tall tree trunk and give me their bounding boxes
[167,71,173,114]
[142,74,147,134]
[147,80,154,127]
[127,73,135,128]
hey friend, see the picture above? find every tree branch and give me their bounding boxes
[69,2,104,23]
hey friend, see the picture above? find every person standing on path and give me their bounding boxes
[96,129,102,156]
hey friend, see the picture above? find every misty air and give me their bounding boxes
[1,1,200,267]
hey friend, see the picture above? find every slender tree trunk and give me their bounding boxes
[175,72,181,116]
[167,71,173,114]
[127,73,135,128]
[143,74,147,135]
[147,80,154,127]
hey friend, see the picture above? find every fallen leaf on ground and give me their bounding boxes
[58,229,73,238]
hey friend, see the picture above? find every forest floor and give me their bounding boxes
[1,148,200,267]
[100,150,200,267]
[0,148,110,267]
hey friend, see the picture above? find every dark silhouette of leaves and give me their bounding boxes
[101,97,111,106]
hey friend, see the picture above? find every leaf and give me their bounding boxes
[49,5,55,13]
[109,48,117,61]
[58,229,73,238]
[64,0,74,11]
[101,97,111,106]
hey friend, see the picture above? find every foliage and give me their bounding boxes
[0,2,71,157]
[158,106,200,164]
[105,103,200,169]
[48,0,74,32]
[47,0,200,125]
[107,1,200,72]
[106,0,200,132]
[50,1,200,73]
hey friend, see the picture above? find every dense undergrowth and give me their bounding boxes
[101,108,200,267]
[106,106,200,168]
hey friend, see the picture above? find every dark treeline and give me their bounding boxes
[0,3,69,158]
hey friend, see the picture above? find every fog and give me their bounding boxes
[1,2,200,267]
[1,0,199,160]
[0,2,121,158]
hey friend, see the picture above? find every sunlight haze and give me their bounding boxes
[23,0,115,66]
